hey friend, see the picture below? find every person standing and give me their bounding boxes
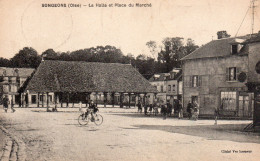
[153,101,159,116]
[3,95,10,113]
[187,101,193,119]
[137,100,142,113]
[161,103,167,120]
[193,101,199,121]
[10,97,15,113]
[166,101,173,117]
[178,102,183,119]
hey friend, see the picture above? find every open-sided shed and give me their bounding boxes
[24,60,157,109]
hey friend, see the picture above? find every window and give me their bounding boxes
[48,95,52,102]
[16,77,20,84]
[8,77,12,83]
[229,67,236,81]
[168,85,171,92]
[14,69,19,76]
[226,67,240,81]
[160,85,163,92]
[172,84,176,92]
[192,76,198,87]
[221,92,237,110]
[3,85,9,92]
[186,76,201,87]
[231,45,238,54]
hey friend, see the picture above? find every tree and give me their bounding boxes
[183,38,199,58]
[0,57,11,67]
[42,49,58,60]
[146,41,157,59]
[10,47,41,68]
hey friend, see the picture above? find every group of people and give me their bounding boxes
[137,99,183,119]
[186,101,200,120]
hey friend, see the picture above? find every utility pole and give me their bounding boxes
[251,0,257,36]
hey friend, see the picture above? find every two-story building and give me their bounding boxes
[181,33,256,118]
[149,73,169,104]
[0,67,35,105]
[149,69,183,105]
[166,68,182,105]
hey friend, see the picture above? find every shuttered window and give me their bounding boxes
[190,75,202,87]
[226,67,240,81]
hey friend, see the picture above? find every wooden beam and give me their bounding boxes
[111,92,115,107]
[47,92,49,111]
[42,93,44,108]
[96,92,98,107]
[104,92,107,108]
[128,93,131,108]
[37,93,40,107]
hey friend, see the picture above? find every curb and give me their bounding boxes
[0,126,26,161]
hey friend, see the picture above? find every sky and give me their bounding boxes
[0,0,259,59]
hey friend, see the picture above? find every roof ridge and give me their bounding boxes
[44,60,130,66]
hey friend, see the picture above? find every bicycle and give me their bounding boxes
[78,109,103,126]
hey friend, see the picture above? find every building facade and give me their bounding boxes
[181,34,255,118]
[166,69,182,105]
[149,73,168,104]
[0,67,34,105]
[149,69,183,105]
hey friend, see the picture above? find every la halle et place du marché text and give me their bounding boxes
[41,3,152,8]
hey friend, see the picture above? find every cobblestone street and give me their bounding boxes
[0,107,260,161]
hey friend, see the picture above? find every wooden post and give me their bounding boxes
[42,93,44,108]
[11,95,14,108]
[112,92,115,107]
[134,93,137,107]
[37,93,40,107]
[21,93,24,108]
[61,93,63,108]
[104,92,107,108]
[128,93,131,108]
[96,92,98,107]
[67,92,69,108]
[144,93,147,106]
[54,93,57,111]
[47,92,49,111]
[119,93,123,108]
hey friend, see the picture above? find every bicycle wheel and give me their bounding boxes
[78,114,89,125]
[94,114,103,126]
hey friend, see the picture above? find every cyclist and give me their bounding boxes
[85,100,98,121]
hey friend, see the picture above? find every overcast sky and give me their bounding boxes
[0,0,259,59]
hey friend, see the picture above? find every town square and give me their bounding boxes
[1,0,260,161]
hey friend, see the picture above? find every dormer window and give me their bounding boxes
[229,38,245,55]
[231,45,238,54]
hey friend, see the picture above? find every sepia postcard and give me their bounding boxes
[0,0,260,161]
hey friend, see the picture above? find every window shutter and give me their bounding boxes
[190,76,193,87]
[226,68,229,81]
[236,67,241,81]
[198,76,202,87]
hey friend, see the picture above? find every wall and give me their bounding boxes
[183,55,248,115]
[248,42,260,83]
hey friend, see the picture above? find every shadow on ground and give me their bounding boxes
[110,113,170,119]
[131,124,260,144]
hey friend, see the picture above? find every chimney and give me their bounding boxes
[217,31,231,39]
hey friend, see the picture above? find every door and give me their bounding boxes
[191,96,198,104]
[238,95,252,118]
